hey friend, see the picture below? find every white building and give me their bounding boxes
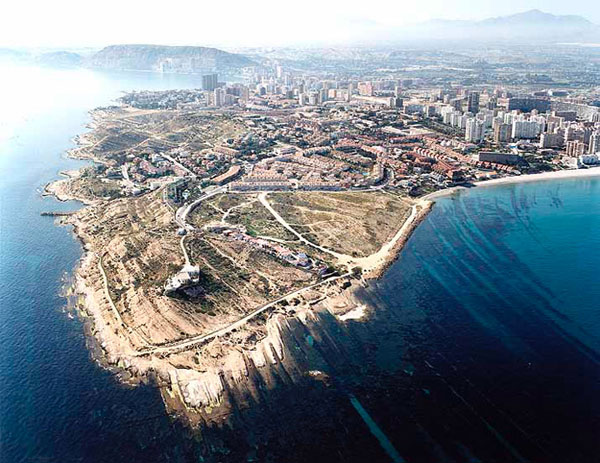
[512,119,542,139]
[465,118,485,143]
[589,131,600,154]
[213,88,224,107]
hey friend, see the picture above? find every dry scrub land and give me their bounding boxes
[269,191,413,257]
[74,189,321,347]
[73,188,412,349]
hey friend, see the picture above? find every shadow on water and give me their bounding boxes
[190,179,600,463]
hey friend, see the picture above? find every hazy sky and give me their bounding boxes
[1,0,597,49]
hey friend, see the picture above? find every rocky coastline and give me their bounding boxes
[50,124,600,427]
[44,145,434,427]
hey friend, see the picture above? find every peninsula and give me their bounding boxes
[47,64,600,425]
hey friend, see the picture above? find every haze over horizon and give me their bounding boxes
[1,0,598,49]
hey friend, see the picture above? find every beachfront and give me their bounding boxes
[423,166,600,201]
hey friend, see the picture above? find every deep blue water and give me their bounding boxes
[1,65,599,462]
[0,65,204,462]
[347,180,600,462]
[193,179,600,463]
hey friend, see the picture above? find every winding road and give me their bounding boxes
[134,271,352,357]
[96,184,421,357]
[174,185,228,230]
[97,252,151,347]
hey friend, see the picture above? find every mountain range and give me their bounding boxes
[394,9,600,44]
[0,10,598,70]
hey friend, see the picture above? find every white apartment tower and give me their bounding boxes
[465,118,485,143]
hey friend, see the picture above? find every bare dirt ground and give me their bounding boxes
[269,191,414,257]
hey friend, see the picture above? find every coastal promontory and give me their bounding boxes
[86,44,255,73]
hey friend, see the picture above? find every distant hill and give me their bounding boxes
[410,9,599,43]
[480,9,593,28]
[36,51,83,67]
[86,44,255,73]
[0,48,84,67]
[0,48,29,62]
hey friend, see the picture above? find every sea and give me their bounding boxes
[0,64,598,463]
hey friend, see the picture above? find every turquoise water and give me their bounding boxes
[349,179,600,462]
[431,179,600,353]
[1,64,598,462]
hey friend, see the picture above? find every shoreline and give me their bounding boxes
[51,160,599,424]
[360,199,433,280]
[42,170,96,205]
[422,167,600,201]
[45,112,600,425]
[54,192,429,425]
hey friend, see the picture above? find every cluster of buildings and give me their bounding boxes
[173,145,243,179]
[93,54,600,304]
[230,148,382,192]
[110,60,600,303]
[206,225,319,271]
[408,87,600,168]
[121,70,408,112]
[110,63,600,201]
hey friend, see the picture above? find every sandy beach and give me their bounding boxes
[423,167,600,201]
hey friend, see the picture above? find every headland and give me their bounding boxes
[45,93,596,426]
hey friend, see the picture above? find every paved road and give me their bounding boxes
[162,153,197,179]
[180,235,190,266]
[97,253,125,326]
[99,183,411,357]
[121,164,135,190]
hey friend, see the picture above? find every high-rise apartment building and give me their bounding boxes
[465,118,485,143]
[358,82,374,96]
[589,131,600,154]
[540,132,563,148]
[512,119,542,139]
[202,73,219,91]
[566,140,586,157]
[213,88,224,107]
[467,92,480,114]
[493,123,511,143]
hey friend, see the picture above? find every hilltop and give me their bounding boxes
[86,44,255,73]
[0,44,255,73]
